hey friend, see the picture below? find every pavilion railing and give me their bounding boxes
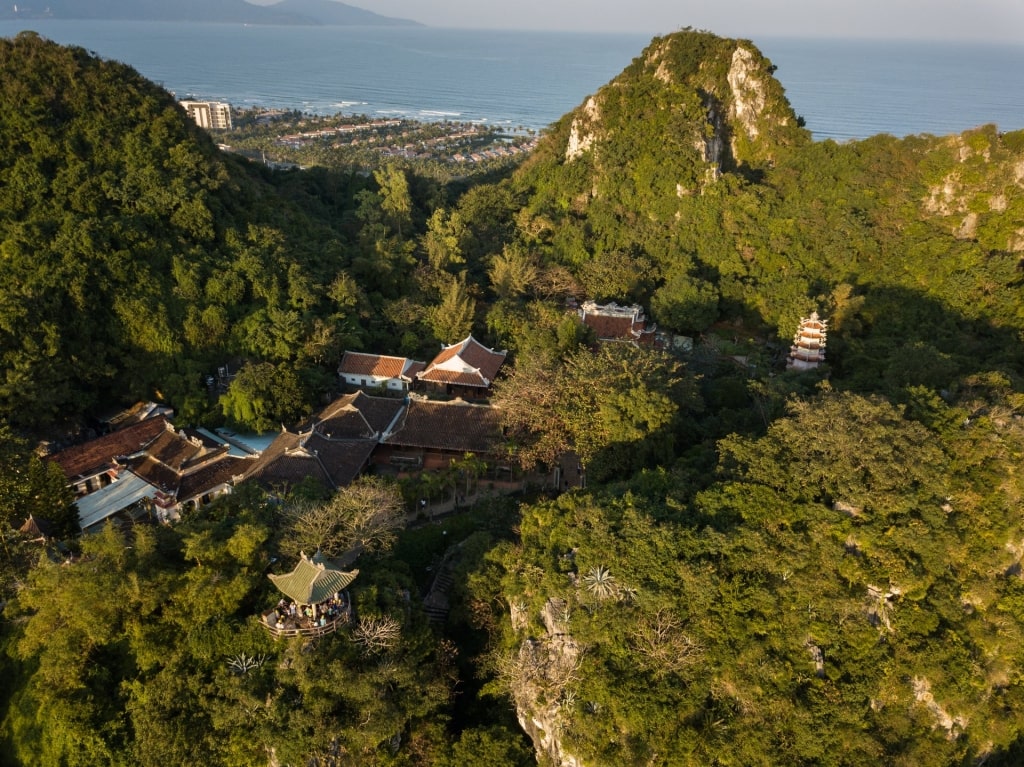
[261,609,350,640]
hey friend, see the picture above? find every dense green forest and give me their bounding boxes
[2,27,1024,766]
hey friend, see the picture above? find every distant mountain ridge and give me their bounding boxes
[0,0,423,26]
[269,0,420,26]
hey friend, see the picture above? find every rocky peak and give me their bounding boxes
[727,46,769,140]
[552,29,808,202]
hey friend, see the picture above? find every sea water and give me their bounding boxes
[1,20,1022,142]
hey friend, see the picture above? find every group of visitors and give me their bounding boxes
[267,593,351,632]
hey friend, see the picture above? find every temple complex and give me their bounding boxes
[787,311,827,371]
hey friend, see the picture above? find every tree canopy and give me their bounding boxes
[3,27,1024,767]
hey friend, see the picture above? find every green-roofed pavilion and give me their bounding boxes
[268,551,358,615]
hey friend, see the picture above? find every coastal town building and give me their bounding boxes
[787,311,828,370]
[180,99,233,130]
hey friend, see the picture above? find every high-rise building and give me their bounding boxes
[180,100,233,130]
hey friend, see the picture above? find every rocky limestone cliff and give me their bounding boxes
[558,29,808,197]
[565,97,600,163]
[507,598,584,767]
[921,126,1024,252]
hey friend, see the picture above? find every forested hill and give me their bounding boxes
[3,28,1024,767]
[510,29,1024,381]
[484,30,1024,766]
[0,31,374,432]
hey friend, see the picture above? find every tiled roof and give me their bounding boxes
[418,335,507,388]
[178,456,252,502]
[384,399,503,454]
[305,434,376,487]
[240,429,375,491]
[180,427,225,450]
[315,392,404,438]
[583,312,640,339]
[241,431,333,489]
[317,405,376,439]
[144,429,203,471]
[130,456,180,493]
[579,301,650,341]
[338,351,422,380]
[49,417,170,480]
[18,514,54,539]
[269,552,359,605]
[101,401,174,431]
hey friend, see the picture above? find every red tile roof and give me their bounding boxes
[49,417,170,480]
[584,313,640,339]
[417,336,507,388]
[579,301,652,342]
[339,351,422,380]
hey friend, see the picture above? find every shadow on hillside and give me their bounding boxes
[787,283,1024,397]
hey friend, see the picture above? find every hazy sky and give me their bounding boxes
[249,0,1023,42]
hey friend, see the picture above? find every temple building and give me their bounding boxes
[787,311,828,371]
[578,300,658,346]
[416,335,507,397]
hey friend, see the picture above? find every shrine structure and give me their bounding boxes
[263,551,358,639]
[787,312,827,371]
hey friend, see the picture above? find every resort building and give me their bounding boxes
[787,311,828,370]
[180,100,233,130]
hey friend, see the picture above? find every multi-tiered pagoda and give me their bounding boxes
[787,311,827,370]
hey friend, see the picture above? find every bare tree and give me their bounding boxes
[630,608,703,677]
[352,615,402,655]
[281,476,405,559]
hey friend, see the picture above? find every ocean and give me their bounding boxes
[1,20,1022,142]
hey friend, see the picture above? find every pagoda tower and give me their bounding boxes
[787,311,827,370]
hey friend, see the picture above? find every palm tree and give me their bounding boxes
[583,565,617,600]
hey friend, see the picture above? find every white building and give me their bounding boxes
[180,100,233,130]
[338,351,425,392]
[787,311,828,371]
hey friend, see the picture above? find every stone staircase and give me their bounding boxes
[422,560,456,626]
